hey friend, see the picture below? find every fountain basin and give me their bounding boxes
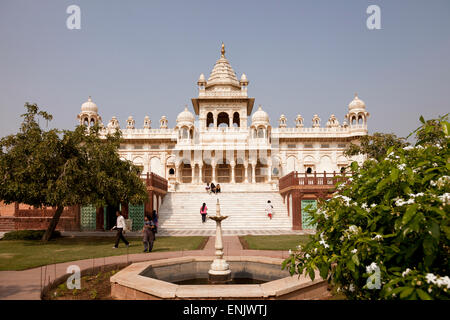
[110,256,330,300]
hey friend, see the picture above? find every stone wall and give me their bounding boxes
[0,204,80,231]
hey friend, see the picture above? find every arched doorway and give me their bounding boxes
[233,112,240,127]
[207,112,214,128]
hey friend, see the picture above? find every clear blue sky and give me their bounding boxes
[0,0,449,139]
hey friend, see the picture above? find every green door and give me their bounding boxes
[301,200,317,230]
[80,205,96,231]
[128,203,145,231]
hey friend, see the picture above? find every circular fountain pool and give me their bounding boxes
[110,256,330,300]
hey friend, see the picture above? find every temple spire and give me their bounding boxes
[221,42,225,58]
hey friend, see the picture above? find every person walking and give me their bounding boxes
[142,215,155,252]
[265,200,273,220]
[111,211,129,248]
[200,202,208,223]
[151,209,159,238]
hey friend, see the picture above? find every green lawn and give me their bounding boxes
[239,235,313,251]
[0,236,207,271]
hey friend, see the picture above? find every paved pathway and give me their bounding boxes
[62,229,315,237]
[0,236,293,300]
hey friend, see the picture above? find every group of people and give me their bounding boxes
[205,182,221,194]
[111,209,159,253]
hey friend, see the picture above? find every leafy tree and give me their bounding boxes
[344,132,409,161]
[0,103,148,241]
[283,115,450,300]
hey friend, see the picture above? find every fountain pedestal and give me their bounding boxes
[208,198,231,284]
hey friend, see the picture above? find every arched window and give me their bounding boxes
[217,112,229,127]
[358,115,363,125]
[306,167,312,174]
[84,117,89,126]
[233,112,240,127]
[340,166,346,174]
[207,112,214,128]
[257,127,265,138]
[169,168,175,175]
[352,116,356,125]
[182,128,189,139]
[90,118,95,127]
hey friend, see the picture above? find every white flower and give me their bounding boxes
[372,234,383,241]
[371,203,377,208]
[438,193,450,204]
[387,152,394,158]
[366,262,378,273]
[361,203,368,209]
[395,198,415,206]
[433,163,438,167]
[288,249,292,255]
[425,273,437,284]
[305,253,310,259]
[437,176,450,188]
[351,248,357,254]
[336,195,352,206]
[430,180,437,187]
[402,268,411,277]
[319,239,329,249]
[397,163,406,170]
[349,284,355,292]
[403,146,414,151]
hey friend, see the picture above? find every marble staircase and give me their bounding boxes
[158,191,291,231]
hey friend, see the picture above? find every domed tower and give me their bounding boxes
[278,114,287,128]
[126,116,135,129]
[251,105,271,141]
[160,116,168,129]
[312,114,321,128]
[346,93,370,127]
[326,114,339,128]
[77,96,102,127]
[192,43,255,130]
[143,116,151,129]
[295,114,304,128]
[176,106,195,141]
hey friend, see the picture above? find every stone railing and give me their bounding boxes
[144,172,168,192]
[279,171,350,191]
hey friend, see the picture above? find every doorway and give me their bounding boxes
[105,205,120,230]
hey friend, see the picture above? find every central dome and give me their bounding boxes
[206,43,240,88]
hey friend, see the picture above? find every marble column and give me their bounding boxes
[212,162,216,182]
[252,162,256,184]
[244,162,249,183]
[268,164,272,182]
[191,165,195,184]
[230,161,235,184]
[198,164,203,184]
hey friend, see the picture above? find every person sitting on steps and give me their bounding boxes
[210,182,216,194]
[216,184,221,193]
[205,182,211,194]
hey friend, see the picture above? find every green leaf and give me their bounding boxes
[390,169,399,182]
[416,289,432,300]
[402,204,417,225]
[400,287,414,299]
[351,254,360,266]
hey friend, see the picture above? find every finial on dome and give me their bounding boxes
[355,92,358,98]
[221,42,225,58]
[258,104,262,110]
[88,96,92,102]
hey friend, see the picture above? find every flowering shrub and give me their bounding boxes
[283,115,450,299]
